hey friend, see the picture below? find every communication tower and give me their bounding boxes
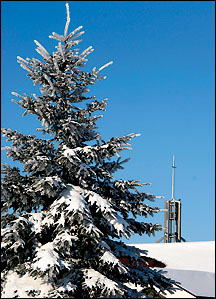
[156,156,186,243]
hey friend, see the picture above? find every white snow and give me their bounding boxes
[55,282,77,293]
[100,251,119,265]
[164,269,214,298]
[124,281,196,299]
[130,241,215,297]
[131,241,215,272]
[164,289,195,298]
[10,238,25,252]
[64,188,87,214]
[88,192,113,213]
[28,212,43,234]
[56,212,65,227]
[84,222,101,237]
[54,231,78,246]
[82,269,124,296]
[34,40,51,60]
[50,184,89,216]
[62,145,77,157]
[64,1,70,37]
[96,61,113,73]
[42,214,55,228]
[83,269,104,288]
[100,251,127,274]
[45,175,63,187]
[32,242,69,273]
[106,213,130,238]
[1,271,52,298]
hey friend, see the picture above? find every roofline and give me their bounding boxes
[173,283,196,297]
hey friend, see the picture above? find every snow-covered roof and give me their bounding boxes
[130,241,215,298]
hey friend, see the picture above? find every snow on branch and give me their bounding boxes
[50,184,89,217]
[57,42,65,61]
[72,46,94,67]
[80,46,94,59]
[54,231,78,247]
[50,280,77,297]
[11,91,24,100]
[62,144,81,163]
[28,212,44,234]
[32,93,42,103]
[66,25,83,42]
[28,175,65,198]
[34,40,51,60]
[43,73,56,94]
[17,56,31,65]
[49,32,65,42]
[68,30,84,41]
[32,242,70,275]
[96,61,113,74]
[105,213,132,239]
[82,269,124,297]
[2,216,29,254]
[17,56,32,73]
[1,271,53,298]
[88,192,114,214]
[100,250,128,274]
[64,2,70,38]
[53,57,60,73]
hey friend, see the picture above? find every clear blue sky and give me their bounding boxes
[1,1,215,243]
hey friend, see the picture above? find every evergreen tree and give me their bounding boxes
[1,3,176,298]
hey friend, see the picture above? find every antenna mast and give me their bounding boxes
[171,155,176,239]
[171,155,176,201]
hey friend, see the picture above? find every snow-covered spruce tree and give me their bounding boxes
[1,3,177,298]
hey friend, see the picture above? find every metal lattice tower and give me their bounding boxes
[156,156,186,243]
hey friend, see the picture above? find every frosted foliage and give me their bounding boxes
[64,2,70,37]
[96,61,113,73]
[34,40,51,60]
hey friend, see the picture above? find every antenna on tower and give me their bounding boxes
[171,155,176,201]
